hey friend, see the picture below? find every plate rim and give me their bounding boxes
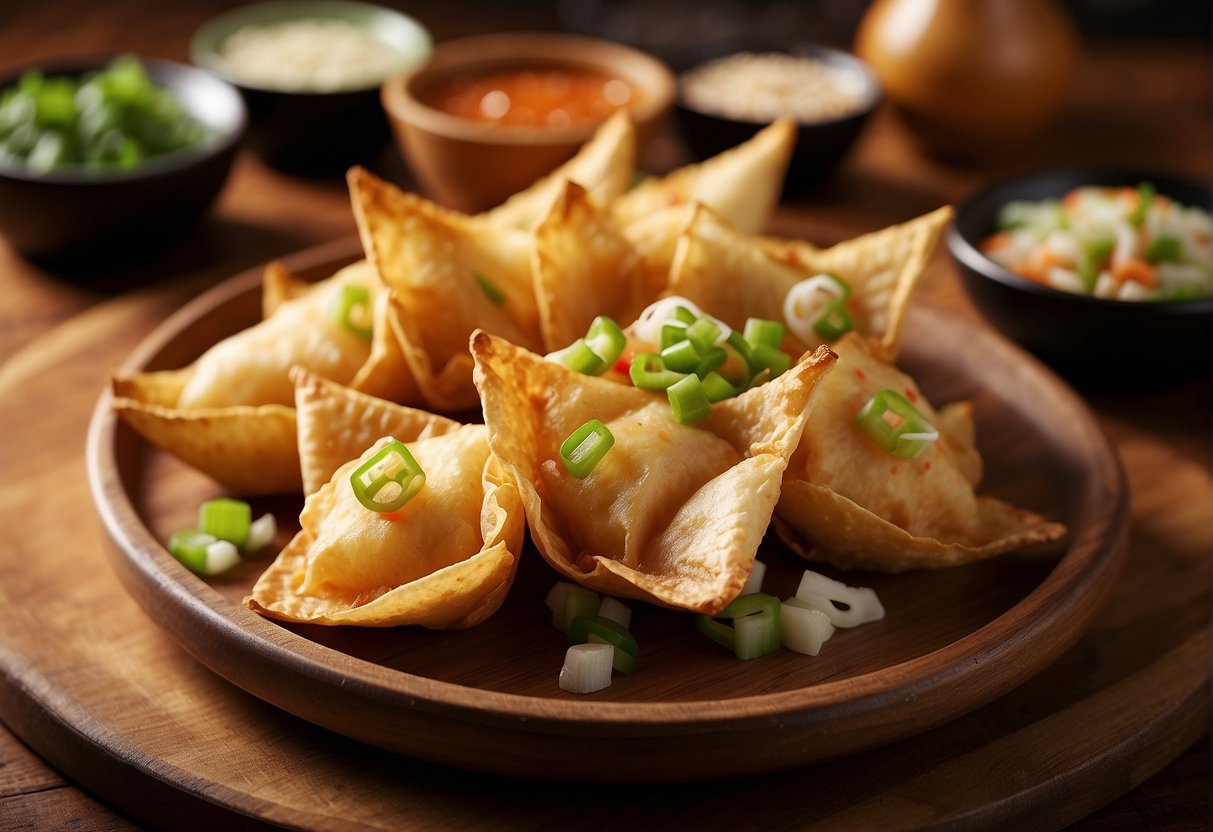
[85,239,1130,764]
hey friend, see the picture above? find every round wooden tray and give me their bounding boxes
[84,243,1130,783]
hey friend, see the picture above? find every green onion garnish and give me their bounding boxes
[629,352,687,391]
[198,498,251,549]
[473,270,506,305]
[702,371,740,402]
[1145,235,1182,263]
[349,439,426,513]
[660,339,702,373]
[583,315,626,369]
[812,302,853,340]
[695,345,727,378]
[743,317,784,349]
[659,320,690,350]
[168,529,215,573]
[545,581,600,632]
[855,389,939,459]
[749,343,791,379]
[569,615,639,675]
[559,419,615,479]
[1129,181,1155,226]
[694,592,782,660]
[672,305,698,325]
[685,316,721,354]
[784,273,853,343]
[667,374,712,423]
[332,285,373,340]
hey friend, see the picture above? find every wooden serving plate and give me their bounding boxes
[86,243,1128,783]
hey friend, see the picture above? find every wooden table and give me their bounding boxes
[0,2,1208,828]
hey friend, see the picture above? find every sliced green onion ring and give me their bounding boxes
[855,388,939,459]
[685,316,721,353]
[350,439,426,512]
[168,529,216,573]
[198,498,251,548]
[812,301,853,340]
[749,343,791,379]
[559,419,615,479]
[667,374,712,423]
[701,371,739,402]
[549,338,607,375]
[584,315,626,368]
[332,285,373,340]
[694,592,782,660]
[783,273,852,343]
[743,317,784,349]
[629,352,687,391]
[660,339,702,373]
[659,320,690,350]
[695,345,727,378]
[569,614,639,675]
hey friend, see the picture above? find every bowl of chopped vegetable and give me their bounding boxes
[948,168,1212,388]
[191,0,431,171]
[0,55,245,265]
[674,46,880,194]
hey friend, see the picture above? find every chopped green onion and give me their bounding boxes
[628,352,688,391]
[559,419,615,479]
[742,559,766,595]
[694,592,782,660]
[812,301,853,340]
[784,273,852,343]
[1129,181,1155,226]
[794,570,885,628]
[1078,238,1115,291]
[672,305,698,325]
[569,615,639,675]
[197,498,251,549]
[168,529,216,573]
[332,285,373,340]
[349,439,426,513]
[746,368,772,391]
[743,317,784,349]
[667,374,712,423]
[1145,235,1182,263]
[659,320,690,350]
[584,315,626,368]
[545,581,600,632]
[780,602,835,655]
[660,339,702,373]
[855,389,939,459]
[202,539,241,576]
[245,513,276,554]
[723,332,756,382]
[694,345,727,378]
[685,316,721,353]
[549,339,605,375]
[749,343,791,379]
[559,643,614,693]
[597,596,632,629]
[701,371,739,402]
[473,270,506,304]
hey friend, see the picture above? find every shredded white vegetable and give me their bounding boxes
[559,643,614,693]
[794,570,885,628]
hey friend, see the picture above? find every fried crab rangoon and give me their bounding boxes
[471,330,837,614]
[245,423,525,629]
[669,203,954,362]
[774,334,1067,572]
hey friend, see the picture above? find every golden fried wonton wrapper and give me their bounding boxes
[472,330,837,614]
[774,335,1066,572]
[669,204,953,362]
[293,367,461,495]
[532,180,665,350]
[612,119,796,234]
[111,389,301,494]
[349,167,542,411]
[480,110,636,232]
[246,429,524,628]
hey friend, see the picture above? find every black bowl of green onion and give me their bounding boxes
[0,55,245,265]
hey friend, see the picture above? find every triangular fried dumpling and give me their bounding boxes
[532,180,665,351]
[612,119,795,234]
[111,390,300,494]
[245,427,525,628]
[262,260,311,318]
[293,367,461,495]
[480,110,636,232]
[669,204,953,362]
[472,330,836,614]
[350,167,542,411]
[774,334,1066,571]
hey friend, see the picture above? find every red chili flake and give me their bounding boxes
[854,368,866,380]
[922,461,932,472]
[614,349,634,380]
[905,388,919,403]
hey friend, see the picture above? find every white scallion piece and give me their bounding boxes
[244,513,277,553]
[795,570,885,628]
[783,274,847,344]
[597,596,632,629]
[742,559,767,595]
[781,601,835,655]
[202,539,241,576]
[629,295,732,345]
[558,643,614,693]
[545,581,600,633]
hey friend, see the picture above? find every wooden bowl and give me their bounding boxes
[381,32,676,213]
[87,242,1128,783]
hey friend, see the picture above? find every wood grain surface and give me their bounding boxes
[0,1,1209,828]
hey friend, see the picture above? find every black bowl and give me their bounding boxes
[191,1,431,172]
[0,57,245,266]
[948,168,1212,389]
[674,45,880,195]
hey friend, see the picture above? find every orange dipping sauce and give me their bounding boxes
[420,66,636,128]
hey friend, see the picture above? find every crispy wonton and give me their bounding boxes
[774,334,1066,571]
[472,330,837,614]
[669,204,954,363]
[245,427,525,628]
